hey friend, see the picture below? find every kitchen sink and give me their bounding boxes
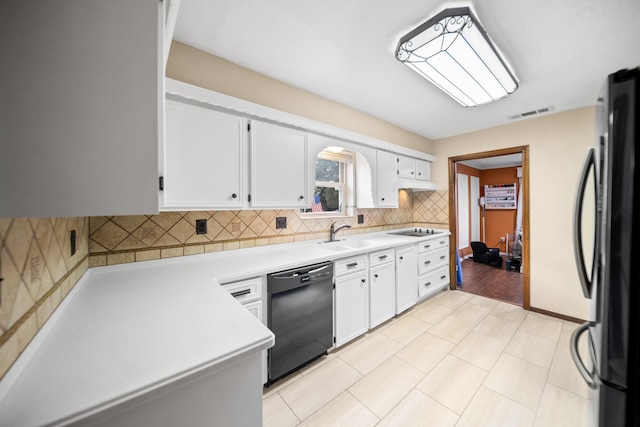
[318,239,377,251]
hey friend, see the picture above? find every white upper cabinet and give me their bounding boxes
[250,121,307,208]
[0,0,163,217]
[162,100,245,210]
[415,159,431,181]
[397,155,416,179]
[376,150,399,207]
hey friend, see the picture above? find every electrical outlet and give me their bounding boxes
[70,230,77,256]
[275,217,287,229]
[500,236,505,242]
[195,219,207,234]
[357,214,364,224]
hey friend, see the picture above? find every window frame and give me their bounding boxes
[301,149,354,218]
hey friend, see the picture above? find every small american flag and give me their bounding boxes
[311,193,323,212]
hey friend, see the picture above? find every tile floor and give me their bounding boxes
[263,290,591,427]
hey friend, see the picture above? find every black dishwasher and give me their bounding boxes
[267,261,333,385]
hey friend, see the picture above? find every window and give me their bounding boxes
[301,149,353,217]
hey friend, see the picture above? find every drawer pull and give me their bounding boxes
[361,279,366,284]
[440,275,447,279]
[440,255,446,259]
[424,260,431,265]
[424,244,431,249]
[424,282,432,286]
[374,274,379,278]
[439,241,446,245]
[231,289,251,298]
[378,255,388,260]
[346,262,358,268]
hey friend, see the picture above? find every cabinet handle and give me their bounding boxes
[424,260,431,265]
[399,256,404,260]
[440,255,446,260]
[424,245,431,249]
[439,241,445,245]
[374,274,379,278]
[299,195,304,200]
[425,282,432,286]
[440,275,447,279]
[411,171,414,175]
[378,255,387,260]
[231,289,251,298]
[381,197,385,201]
[361,278,366,284]
[231,193,237,199]
[418,172,422,176]
[346,262,358,268]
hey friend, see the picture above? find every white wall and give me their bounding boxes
[432,107,596,320]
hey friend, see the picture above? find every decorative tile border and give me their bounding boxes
[0,217,89,378]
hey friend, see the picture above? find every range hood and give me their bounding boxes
[397,178,439,191]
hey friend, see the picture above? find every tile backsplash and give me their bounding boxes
[89,190,449,266]
[0,217,89,378]
[0,189,448,379]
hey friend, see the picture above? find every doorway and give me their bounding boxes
[448,146,530,309]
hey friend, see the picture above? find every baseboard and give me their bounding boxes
[529,306,586,324]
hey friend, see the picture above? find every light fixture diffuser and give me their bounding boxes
[396,7,518,107]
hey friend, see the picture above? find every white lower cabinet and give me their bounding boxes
[418,235,451,299]
[395,245,418,314]
[221,277,268,385]
[334,255,368,347]
[369,249,396,328]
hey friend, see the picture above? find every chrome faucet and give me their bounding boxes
[329,222,351,242]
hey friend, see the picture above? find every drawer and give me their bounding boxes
[418,266,450,298]
[418,236,449,253]
[221,277,262,304]
[369,248,394,267]
[335,254,368,277]
[418,247,449,275]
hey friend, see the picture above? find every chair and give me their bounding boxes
[470,241,503,267]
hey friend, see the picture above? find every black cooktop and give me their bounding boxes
[388,228,443,237]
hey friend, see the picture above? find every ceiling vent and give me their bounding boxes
[509,105,555,120]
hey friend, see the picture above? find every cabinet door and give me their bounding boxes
[1,0,162,217]
[369,263,396,328]
[163,100,244,209]
[415,159,431,181]
[335,272,368,347]
[397,155,416,179]
[396,245,418,314]
[250,121,307,208]
[376,150,399,207]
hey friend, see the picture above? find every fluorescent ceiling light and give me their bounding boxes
[396,7,518,107]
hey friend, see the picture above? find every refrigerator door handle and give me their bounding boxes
[573,147,596,298]
[570,321,597,389]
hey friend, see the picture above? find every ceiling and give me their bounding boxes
[172,0,640,141]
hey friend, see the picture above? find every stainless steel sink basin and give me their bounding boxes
[318,239,377,250]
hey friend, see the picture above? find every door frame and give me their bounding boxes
[448,146,530,309]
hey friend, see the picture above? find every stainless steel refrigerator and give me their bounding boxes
[572,67,640,427]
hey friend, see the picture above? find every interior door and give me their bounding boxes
[457,173,470,250]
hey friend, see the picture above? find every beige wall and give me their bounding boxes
[167,42,434,154]
[432,107,596,319]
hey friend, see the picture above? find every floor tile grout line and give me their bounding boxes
[263,292,589,426]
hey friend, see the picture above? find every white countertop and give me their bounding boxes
[0,228,449,426]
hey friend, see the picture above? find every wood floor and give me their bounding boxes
[457,257,523,305]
